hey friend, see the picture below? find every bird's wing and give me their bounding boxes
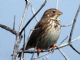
[25,18,49,49]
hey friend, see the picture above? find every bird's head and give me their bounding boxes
[43,8,62,19]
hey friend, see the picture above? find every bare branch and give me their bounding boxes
[68,4,80,43]
[68,4,80,54]
[0,24,17,35]
[19,0,47,35]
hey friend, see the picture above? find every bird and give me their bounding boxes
[18,8,62,57]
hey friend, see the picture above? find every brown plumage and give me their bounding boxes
[18,8,62,57]
[25,8,62,50]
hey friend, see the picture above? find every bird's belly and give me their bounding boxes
[39,23,61,49]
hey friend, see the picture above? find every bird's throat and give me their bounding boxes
[50,15,59,20]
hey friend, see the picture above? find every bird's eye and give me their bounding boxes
[52,11,55,13]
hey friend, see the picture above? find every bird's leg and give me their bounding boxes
[36,48,43,57]
[48,44,57,52]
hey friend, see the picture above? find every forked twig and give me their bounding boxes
[68,4,80,54]
[0,24,17,35]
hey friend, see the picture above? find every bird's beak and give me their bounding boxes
[58,11,63,16]
[55,11,62,16]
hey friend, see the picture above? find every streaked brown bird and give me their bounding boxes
[18,8,62,57]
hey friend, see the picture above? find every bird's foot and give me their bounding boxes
[48,44,57,52]
[36,48,43,57]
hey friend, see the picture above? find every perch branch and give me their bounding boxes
[18,35,80,53]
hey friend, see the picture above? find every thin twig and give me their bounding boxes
[59,36,68,45]
[23,30,26,59]
[61,24,72,27]
[0,24,17,35]
[57,47,69,60]
[68,4,80,43]
[13,16,16,30]
[70,44,80,54]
